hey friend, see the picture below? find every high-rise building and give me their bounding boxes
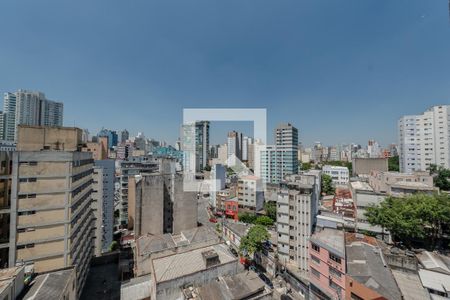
[398,105,450,173]
[227,131,242,161]
[258,124,299,184]
[242,136,252,161]
[1,90,63,142]
[98,128,118,149]
[181,121,209,172]
[277,171,321,275]
[121,129,129,143]
[2,93,17,141]
[10,125,94,296]
[92,160,114,256]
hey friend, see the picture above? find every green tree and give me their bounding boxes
[388,156,400,172]
[238,212,257,224]
[301,162,312,171]
[109,241,119,252]
[239,225,270,256]
[321,174,334,195]
[254,215,274,226]
[365,194,450,249]
[203,165,211,171]
[264,201,277,222]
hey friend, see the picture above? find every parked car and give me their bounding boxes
[209,218,218,223]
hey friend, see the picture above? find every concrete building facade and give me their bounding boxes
[368,170,435,196]
[9,126,94,296]
[237,175,264,211]
[398,105,450,173]
[322,165,349,186]
[92,159,115,256]
[277,171,321,275]
[132,172,198,236]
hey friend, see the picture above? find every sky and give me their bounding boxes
[0,0,449,146]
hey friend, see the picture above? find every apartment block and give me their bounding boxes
[258,124,299,184]
[92,160,114,256]
[237,175,264,211]
[1,90,64,142]
[277,171,321,275]
[181,121,209,172]
[398,105,450,173]
[227,131,243,161]
[10,125,94,296]
[322,165,349,186]
[309,228,346,300]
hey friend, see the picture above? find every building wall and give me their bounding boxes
[352,158,388,176]
[399,105,450,173]
[309,240,346,300]
[134,173,197,236]
[277,173,319,273]
[322,165,349,186]
[10,149,94,296]
[17,126,82,152]
[237,176,263,211]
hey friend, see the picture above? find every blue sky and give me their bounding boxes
[1,0,449,146]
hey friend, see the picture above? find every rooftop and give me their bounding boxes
[152,243,237,283]
[418,269,450,294]
[137,226,219,256]
[310,227,345,257]
[350,181,373,192]
[22,268,74,300]
[224,221,250,238]
[391,269,430,300]
[416,251,450,274]
[346,241,402,300]
[194,270,269,300]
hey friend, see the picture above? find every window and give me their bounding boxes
[311,243,320,253]
[329,253,341,264]
[311,255,320,265]
[329,266,341,278]
[329,279,341,291]
[311,267,320,278]
[351,293,364,300]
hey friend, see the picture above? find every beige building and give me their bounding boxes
[82,136,108,160]
[10,125,94,297]
[237,175,264,211]
[369,170,436,196]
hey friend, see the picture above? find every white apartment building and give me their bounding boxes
[322,165,349,185]
[398,105,450,173]
[237,175,264,211]
[277,171,321,275]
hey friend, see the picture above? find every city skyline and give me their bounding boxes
[1,0,449,146]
